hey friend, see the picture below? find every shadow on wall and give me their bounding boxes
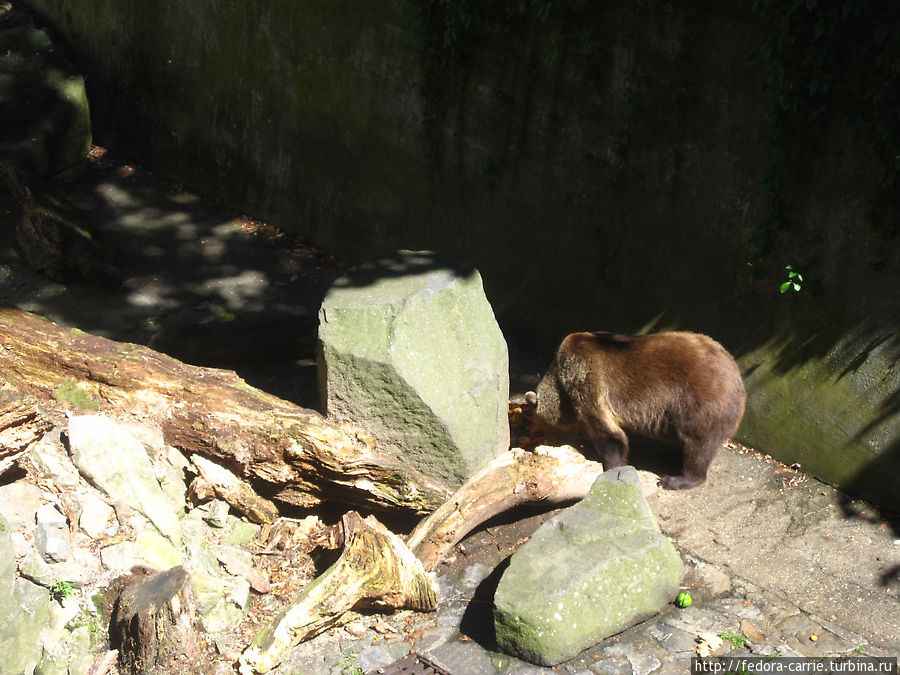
[734,315,900,513]
[10,0,900,514]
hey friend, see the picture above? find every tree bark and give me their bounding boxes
[239,447,604,674]
[0,307,449,513]
[0,389,52,476]
[239,511,437,675]
[107,566,200,675]
[407,445,604,571]
[190,454,280,524]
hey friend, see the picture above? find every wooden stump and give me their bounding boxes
[106,566,200,675]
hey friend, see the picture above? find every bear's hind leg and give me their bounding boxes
[659,436,721,490]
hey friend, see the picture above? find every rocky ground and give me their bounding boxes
[1,150,897,674]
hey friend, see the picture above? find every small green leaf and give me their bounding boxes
[780,282,791,293]
[793,282,801,291]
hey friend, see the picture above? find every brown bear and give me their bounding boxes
[534,331,745,489]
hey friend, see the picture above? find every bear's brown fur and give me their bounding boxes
[535,331,745,489]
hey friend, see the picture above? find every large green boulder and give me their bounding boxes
[0,2,91,176]
[318,251,509,487]
[494,467,683,666]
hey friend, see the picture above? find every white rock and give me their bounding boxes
[68,414,183,545]
[29,432,81,488]
[77,494,115,539]
[10,531,30,558]
[0,482,42,529]
[202,499,230,528]
[36,503,67,529]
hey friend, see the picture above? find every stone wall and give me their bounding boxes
[22,0,899,509]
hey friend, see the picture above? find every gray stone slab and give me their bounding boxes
[319,251,509,487]
[68,414,183,544]
[494,472,684,666]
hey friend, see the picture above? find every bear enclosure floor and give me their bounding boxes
[1,149,897,673]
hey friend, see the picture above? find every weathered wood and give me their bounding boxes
[239,511,437,674]
[87,650,119,675]
[191,454,279,524]
[407,445,604,571]
[0,307,450,513]
[0,389,52,475]
[0,391,52,454]
[240,447,603,674]
[106,566,200,675]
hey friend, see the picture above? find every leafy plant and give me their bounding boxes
[68,605,106,644]
[51,580,75,602]
[780,265,804,293]
[719,630,749,649]
[336,650,363,675]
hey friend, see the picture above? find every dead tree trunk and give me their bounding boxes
[0,307,449,513]
[239,511,437,675]
[407,445,604,571]
[106,566,200,675]
[0,389,52,476]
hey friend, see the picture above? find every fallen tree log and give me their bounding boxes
[0,388,52,476]
[0,307,449,513]
[190,454,280,524]
[239,510,437,675]
[407,445,604,571]
[239,447,604,673]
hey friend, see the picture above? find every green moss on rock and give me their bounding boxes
[52,379,100,411]
[494,470,683,666]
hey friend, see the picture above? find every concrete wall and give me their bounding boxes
[24,0,899,509]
